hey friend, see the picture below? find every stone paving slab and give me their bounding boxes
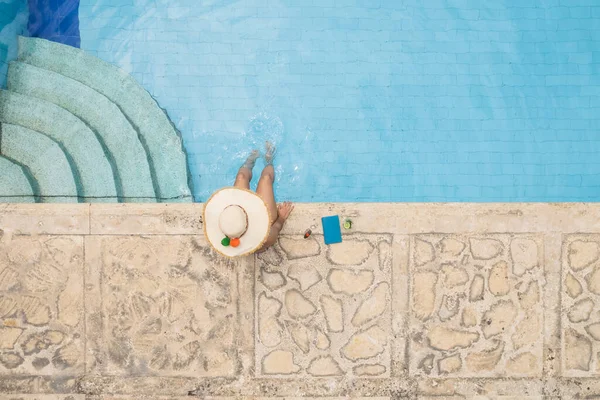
[89,204,203,235]
[561,234,600,377]
[87,398,390,400]
[0,204,89,235]
[0,396,84,400]
[255,234,393,378]
[0,235,84,376]
[86,203,600,237]
[3,204,600,398]
[84,235,249,377]
[84,397,389,400]
[409,234,545,378]
[415,379,544,399]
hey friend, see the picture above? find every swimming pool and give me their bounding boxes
[3,0,600,202]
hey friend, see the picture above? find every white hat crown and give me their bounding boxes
[219,205,248,238]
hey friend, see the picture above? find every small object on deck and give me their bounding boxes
[221,237,230,247]
[322,215,342,245]
[230,238,240,247]
[304,229,312,239]
[343,219,352,229]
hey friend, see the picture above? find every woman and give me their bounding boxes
[203,142,294,257]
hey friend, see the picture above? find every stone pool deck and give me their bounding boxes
[1,203,600,399]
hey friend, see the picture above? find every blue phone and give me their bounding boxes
[322,215,342,245]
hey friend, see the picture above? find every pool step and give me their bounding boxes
[0,123,78,203]
[0,90,118,202]
[8,61,157,203]
[18,36,192,202]
[0,156,36,203]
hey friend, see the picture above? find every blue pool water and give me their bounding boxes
[3,0,600,202]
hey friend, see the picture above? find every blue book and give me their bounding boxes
[322,215,342,245]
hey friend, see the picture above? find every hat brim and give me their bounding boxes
[204,187,271,258]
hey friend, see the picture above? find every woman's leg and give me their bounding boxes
[257,202,294,252]
[234,150,259,189]
[256,142,278,224]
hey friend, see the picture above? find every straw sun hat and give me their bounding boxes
[203,187,271,257]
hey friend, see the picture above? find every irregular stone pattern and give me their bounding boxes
[88,236,238,377]
[568,298,595,323]
[488,261,510,296]
[320,295,344,333]
[512,312,540,350]
[341,326,387,361]
[414,238,435,266]
[427,326,479,351]
[438,294,461,322]
[410,234,544,377]
[482,300,518,339]
[470,238,503,260]
[286,321,310,354]
[327,269,374,295]
[307,355,343,376]
[260,269,286,291]
[465,340,504,372]
[314,328,330,350]
[438,354,462,374]
[258,293,283,347]
[351,282,389,327]
[287,263,322,291]
[353,363,387,376]
[279,236,320,260]
[327,239,374,265]
[0,236,84,375]
[285,289,317,319]
[441,263,469,288]
[562,235,600,376]
[565,329,592,372]
[568,240,599,271]
[256,233,392,377]
[506,352,538,375]
[510,238,539,276]
[262,350,300,375]
[469,274,485,302]
[413,271,438,320]
[566,272,583,299]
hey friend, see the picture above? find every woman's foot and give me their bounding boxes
[265,141,276,165]
[243,149,260,169]
[277,201,294,223]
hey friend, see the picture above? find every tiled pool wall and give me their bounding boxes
[27,0,81,48]
[0,0,28,88]
[3,0,600,202]
[1,0,79,87]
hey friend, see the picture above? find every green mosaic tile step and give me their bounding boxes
[0,155,36,203]
[1,123,78,203]
[8,61,156,202]
[0,90,117,202]
[18,36,192,202]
